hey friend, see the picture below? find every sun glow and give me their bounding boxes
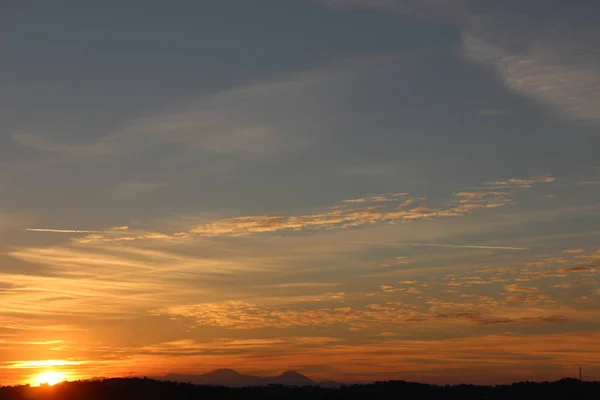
[32,371,67,386]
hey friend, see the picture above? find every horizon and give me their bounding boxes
[3,376,599,400]
[2,368,594,389]
[1,0,600,387]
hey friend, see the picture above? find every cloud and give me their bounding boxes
[155,301,418,330]
[10,331,600,384]
[22,174,552,243]
[7,360,85,369]
[342,198,367,204]
[325,0,600,127]
[48,333,600,383]
[135,336,343,357]
[503,284,538,294]
[154,287,578,332]
[189,206,388,236]
[10,131,116,157]
[180,175,551,238]
[398,243,529,251]
[24,228,110,234]
[395,257,412,265]
[453,191,510,199]
[462,32,600,126]
[2,243,257,321]
[342,193,409,204]
[482,176,555,189]
[4,171,580,380]
[563,248,585,254]
[552,283,573,289]
[469,8,600,126]
[11,53,400,163]
[152,242,598,332]
[267,282,340,289]
[4,228,600,384]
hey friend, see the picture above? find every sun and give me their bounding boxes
[32,371,67,386]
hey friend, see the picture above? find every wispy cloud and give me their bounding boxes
[5,223,600,382]
[11,54,400,164]
[7,360,85,369]
[482,176,555,189]
[563,248,585,254]
[342,193,409,203]
[183,176,550,237]
[398,243,529,251]
[462,32,600,126]
[21,174,551,243]
[24,228,111,234]
[325,0,600,127]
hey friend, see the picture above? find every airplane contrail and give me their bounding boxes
[24,228,113,234]
[399,243,529,251]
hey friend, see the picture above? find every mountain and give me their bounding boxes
[265,370,316,386]
[196,369,261,386]
[160,369,316,387]
[162,369,259,387]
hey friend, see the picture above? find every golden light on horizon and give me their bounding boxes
[31,371,67,387]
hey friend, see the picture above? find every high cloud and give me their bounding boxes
[324,0,600,126]
[183,176,551,237]
[23,175,554,242]
[10,53,401,162]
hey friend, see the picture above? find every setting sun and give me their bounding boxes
[32,371,66,387]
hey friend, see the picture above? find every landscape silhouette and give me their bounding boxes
[1,373,598,400]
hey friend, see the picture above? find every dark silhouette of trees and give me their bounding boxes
[0,377,598,400]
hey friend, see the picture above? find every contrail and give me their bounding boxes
[399,243,529,251]
[24,228,112,234]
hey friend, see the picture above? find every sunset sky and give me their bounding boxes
[1,0,600,386]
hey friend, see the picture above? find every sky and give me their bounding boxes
[1,0,600,386]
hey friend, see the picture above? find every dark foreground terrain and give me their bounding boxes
[1,377,599,400]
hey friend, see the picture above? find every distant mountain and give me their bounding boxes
[268,370,316,386]
[160,369,316,387]
[196,369,261,386]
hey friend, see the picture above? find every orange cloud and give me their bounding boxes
[483,176,556,188]
[28,174,554,244]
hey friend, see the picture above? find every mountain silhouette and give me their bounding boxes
[268,370,316,386]
[160,369,317,387]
